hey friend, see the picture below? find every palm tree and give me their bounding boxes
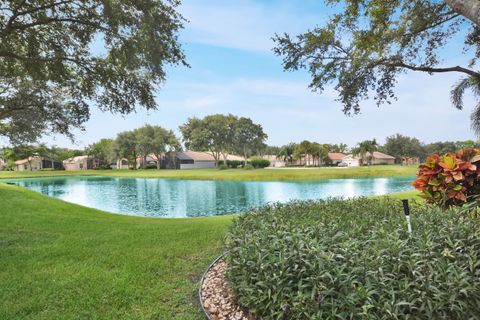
[278,143,296,165]
[451,76,480,137]
[352,139,378,165]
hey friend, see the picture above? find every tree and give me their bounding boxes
[234,117,268,162]
[263,145,281,156]
[273,0,480,134]
[180,114,237,165]
[48,146,83,161]
[278,143,296,165]
[352,139,378,165]
[328,143,349,154]
[425,141,458,155]
[383,134,426,163]
[311,142,330,166]
[86,138,115,167]
[0,0,187,144]
[134,124,180,169]
[294,140,316,166]
[114,131,137,169]
[444,0,480,26]
[455,139,480,149]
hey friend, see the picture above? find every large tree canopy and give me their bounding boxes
[273,0,480,135]
[179,114,267,164]
[0,0,186,144]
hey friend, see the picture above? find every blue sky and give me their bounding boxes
[43,0,477,149]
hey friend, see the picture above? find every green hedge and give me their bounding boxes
[249,157,270,168]
[218,160,245,168]
[225,198,480,319]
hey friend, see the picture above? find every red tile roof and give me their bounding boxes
[328,152,347,161]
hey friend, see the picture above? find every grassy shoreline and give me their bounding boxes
[0,165,417,181]
[0,183,232,319]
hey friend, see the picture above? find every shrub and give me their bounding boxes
[218,164,228,170]
[227,160,244,168]
[412,148,480,208]
[243,163,254,170]
[225,198,480,320]
[95,163,112,170]
[249,157,270,168]
[3,160,15,171]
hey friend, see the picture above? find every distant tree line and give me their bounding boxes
[265,135,480,166]
[2,118,479,170]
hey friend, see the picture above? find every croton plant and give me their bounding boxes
[412,148,480,208]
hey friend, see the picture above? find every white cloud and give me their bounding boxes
[185,95,223,109]
[179,0,326,52]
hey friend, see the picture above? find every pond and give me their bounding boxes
[4,176,414,218]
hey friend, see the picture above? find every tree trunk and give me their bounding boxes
[156,154,161,170]
[243,146,248,167]
[132,152,137,170]
[445,0,480,26]
[210,150,219,167]
[221,152,228,166]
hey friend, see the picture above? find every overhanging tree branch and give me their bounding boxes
[384,61,480,78]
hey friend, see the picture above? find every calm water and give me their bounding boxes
[4,176,414,218]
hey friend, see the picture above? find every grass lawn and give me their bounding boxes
[0,181,420,319]
[0,183,232,319]
[0,165,417,181]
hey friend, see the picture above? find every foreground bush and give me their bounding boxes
[225,198,480,319]
[412,148,480,208]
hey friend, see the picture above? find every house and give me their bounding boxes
[328,152,347,165]
[369,151,395,165]
[261,155,286,167]
[116,158,130,169]
[173,151,216,169]
[341,154,360,167]
[170,151,244,169]
[0,158,6,171]
[171,151,217,169]
[15,156,63,171]
[401,156,420,165]
[136,154,161,169]
[341,151,395,167]
[63,156,98,170]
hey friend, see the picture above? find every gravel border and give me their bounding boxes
[199,254,254,320]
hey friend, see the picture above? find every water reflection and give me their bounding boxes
[4,176,414,218]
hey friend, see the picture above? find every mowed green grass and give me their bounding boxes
[0,165,417,181]
[0,184,232,319]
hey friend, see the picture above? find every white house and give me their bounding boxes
[341,154,361,167]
